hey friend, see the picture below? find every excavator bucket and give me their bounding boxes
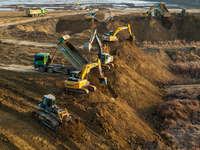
[83,43,91,51]
[99,77,107,85]
[129,35,135,41]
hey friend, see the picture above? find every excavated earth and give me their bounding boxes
[0,10,200,149]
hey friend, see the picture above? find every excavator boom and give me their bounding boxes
[58,35,108,94]
[103,24,135,42]
[83,29,114,68]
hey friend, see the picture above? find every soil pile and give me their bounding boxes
[0,41,176,149]
[109,14,200,42]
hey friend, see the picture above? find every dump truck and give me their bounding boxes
[25,8,46,17]
[32,94,71,130]
[34,52,76,75]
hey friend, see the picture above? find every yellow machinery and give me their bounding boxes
[142,2,170,18]
[64,59,107,94]
[33,94,71,130]
[103,24,135,42]
[84,29,114,69]
[85,10,102,20]
[74,2,83,10]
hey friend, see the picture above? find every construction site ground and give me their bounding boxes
[1,9,200,149]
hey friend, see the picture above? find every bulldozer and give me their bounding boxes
[64,58,107,94]
[103,24,135,42]
[32,94,71,131]
[83,29,114,69]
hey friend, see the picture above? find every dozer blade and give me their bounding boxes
[100,77,107,85]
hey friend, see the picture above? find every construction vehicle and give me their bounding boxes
[180,8,189,17]
[85,10,102,20]
[58,35,107,94]
[103,24,135,42]
[34,52,76,75]
[84,29,114,68]
[64,58,107,94]
[142,2,172,29]
[32,94,71,130]
[73,2,83,10]
[25,8,46,17]
[142,2,170,18]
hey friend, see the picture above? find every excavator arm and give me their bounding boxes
[94,10,102,17]
[112,24,135,41]
[113,24,132,36]
[78,58,107,84]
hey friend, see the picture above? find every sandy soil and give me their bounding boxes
[0,9,200,149]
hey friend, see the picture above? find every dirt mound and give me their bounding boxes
[110,14,200,42]
[0,41,176,149]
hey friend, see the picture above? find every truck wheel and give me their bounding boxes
[62,68,68,75]
[47,67,54,73]
[39,66,44,72]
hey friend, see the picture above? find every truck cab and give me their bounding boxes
[34,53,51,72]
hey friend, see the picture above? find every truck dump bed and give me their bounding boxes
[59,39,88,71]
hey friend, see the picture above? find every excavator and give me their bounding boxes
[58,35,107,94]
[32,94,71,131]
[103,24,135,42]
[83,29,114,69]
[73,2,83,10]
[64,58,107,94]
[85,10,102,20]
[142,2,172,29]
[142,2,170,18]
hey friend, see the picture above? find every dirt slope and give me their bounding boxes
[0,11,199,149]
[0,41,177,149]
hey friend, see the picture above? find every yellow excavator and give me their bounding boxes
[83,29,114,69]
[74,2,83,10]
[103,24,135,42]
[142,2,170,18]
[64,58,107,94]
[85,10,102,20]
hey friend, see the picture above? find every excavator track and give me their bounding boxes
[66,88,90,94]
[85,85,97,91]
[32,109,60,131]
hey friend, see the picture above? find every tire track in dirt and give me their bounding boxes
[0,11,89,28]
[0,39,57,47]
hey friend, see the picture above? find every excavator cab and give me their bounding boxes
[107,30,114,36]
